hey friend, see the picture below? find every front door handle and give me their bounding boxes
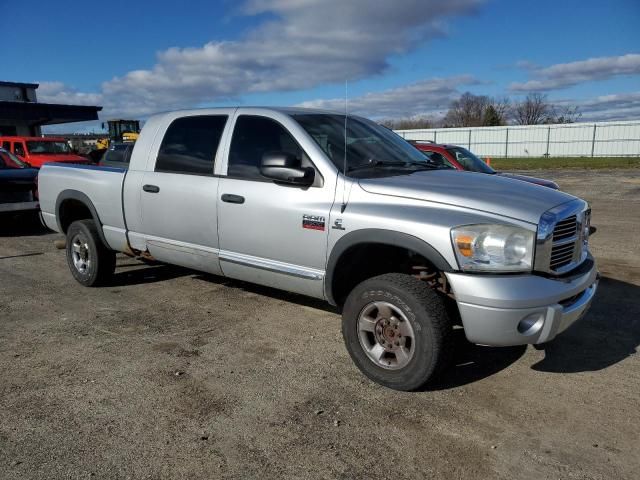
[143,184,160,193]
[221,194,245,204]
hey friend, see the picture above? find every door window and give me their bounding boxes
[13,142,25,156]
[228,115,308,181]
[2,141,10,150]
[155,115,227,175]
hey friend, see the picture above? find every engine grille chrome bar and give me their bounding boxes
[534,199,590,275]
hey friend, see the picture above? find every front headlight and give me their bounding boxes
[451,224,535,272]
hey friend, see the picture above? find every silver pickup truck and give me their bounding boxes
[38,107,598,390]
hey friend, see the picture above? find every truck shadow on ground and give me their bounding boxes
[531,276,640,373]
[110,261,639,388]
[431,275,640,390]
[192,272,337,313]
[0,213,50,237]
[110,261,193,286]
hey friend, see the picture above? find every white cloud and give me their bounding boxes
[38,0,483,118]
[510,53,640,92]
[37,82,103,106]
[298,75,478,118]
[558,92,640,122]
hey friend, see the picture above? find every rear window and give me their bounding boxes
[103,144,131,164]
[155,115,227,175]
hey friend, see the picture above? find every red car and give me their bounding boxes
[410,141,559,189]
[0,136,88,168]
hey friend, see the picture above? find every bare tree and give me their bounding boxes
[380,117,434,130]
[551,105,582,124]
[512,93,553,125]
[492,97,511,123]
[443,93,509,127]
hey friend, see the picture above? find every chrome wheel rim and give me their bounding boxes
[71,234,91,274]
[357,301,415,370]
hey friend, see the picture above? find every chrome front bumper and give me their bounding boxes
[446,258,599,346]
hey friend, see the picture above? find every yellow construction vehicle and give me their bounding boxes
[91,119,141,162]
[104,119,140,144]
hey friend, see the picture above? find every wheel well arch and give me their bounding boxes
[55,190,108,245]
[325,229,454,307]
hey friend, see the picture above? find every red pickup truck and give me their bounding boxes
[0,136,88,168]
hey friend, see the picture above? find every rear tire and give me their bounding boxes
[342,273,453,391]
[65,220,115,287]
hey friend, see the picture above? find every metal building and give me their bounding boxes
[0,81,102,136]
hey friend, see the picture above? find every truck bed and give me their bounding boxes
[38,163,129,252]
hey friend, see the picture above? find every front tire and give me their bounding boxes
[342,273,453,391]
[65,220,116,287]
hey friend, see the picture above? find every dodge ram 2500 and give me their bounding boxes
[38,107,599,391]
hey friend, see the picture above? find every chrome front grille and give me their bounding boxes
[550,215,578,270]
[552,215,577,241]
[550,239,575,270]
[534,200,590,275]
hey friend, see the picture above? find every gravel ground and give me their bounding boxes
[1,169,638,479]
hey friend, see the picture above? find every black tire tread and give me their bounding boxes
[66,219,115,287]
[342,273,453,391]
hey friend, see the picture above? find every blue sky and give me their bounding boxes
[2,0,639,131]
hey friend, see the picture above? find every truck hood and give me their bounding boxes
[497,172,559,190]
[358,169,577,224]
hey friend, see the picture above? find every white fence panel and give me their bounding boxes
[470,128,507,158]
[395,120,640,158]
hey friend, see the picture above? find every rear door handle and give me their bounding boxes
[221,194,245,204]
[143,184,160,193]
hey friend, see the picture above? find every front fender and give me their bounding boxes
[324,228,454,305]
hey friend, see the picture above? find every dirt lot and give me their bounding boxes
[1,169,639,479]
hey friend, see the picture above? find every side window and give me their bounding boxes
[14,142,25,157]
[228,116,306,181]
[452,152,474,170]
[155,115,227,175]
[2,141,10,150]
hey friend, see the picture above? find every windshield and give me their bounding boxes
[446,146,494,174]
[26,140,72,155]
[294,114,436,177]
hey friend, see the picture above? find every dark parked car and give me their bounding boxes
[0,148,39,214]
[410,141,559,189]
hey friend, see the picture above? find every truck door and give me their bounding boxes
[136,114,231,275]
[217,113,333,299]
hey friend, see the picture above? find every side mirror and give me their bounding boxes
[260,152,314,186]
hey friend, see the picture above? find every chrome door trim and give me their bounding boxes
[219,250,325,280]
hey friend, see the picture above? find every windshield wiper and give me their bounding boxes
[347,160,406,172]
[403,162,439,170]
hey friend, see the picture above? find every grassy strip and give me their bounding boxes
[488,157,640,170]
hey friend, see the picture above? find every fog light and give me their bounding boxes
[517,313,544,335]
